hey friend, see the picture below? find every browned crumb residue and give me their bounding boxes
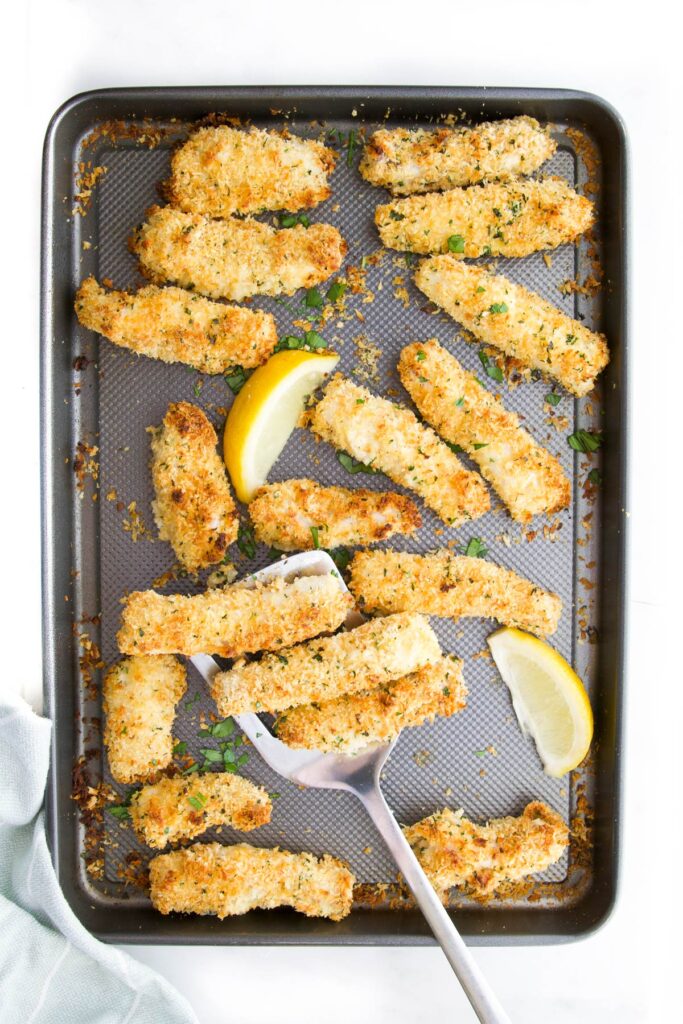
[352,333,382,384]
[74,441,99,493]
[73,163,107,216]
[122,500,151,543]
[71,751,116,879]
[81,119,170,152]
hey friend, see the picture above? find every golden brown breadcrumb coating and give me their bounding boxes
[149,842,354,920]
[103,655,186,784]
[129,772,272,849]
[404,801,569,898]
[375,177,594,257]
[130,205,346,301]
[74,277,277,373]
[248,478,421,551]
[211,612,441,715]
[310,377,489,527]
[349,549,562,637]
[166,125,336,217]
[414,257,609,397]
[150,402,238,571]
[360,116,556,195]
[398,340,570,522]
[275,655,466,754]
[117,573,352,658]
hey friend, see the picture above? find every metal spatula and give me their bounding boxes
[191,551,510,1024]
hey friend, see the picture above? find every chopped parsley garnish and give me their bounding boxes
[455,397,465,407]
[187,793,206,812]
[473,442,489,450]
[310,525,321,549]
[329,546,351,572]
[108,805,131,821]
[566,333,577,345]
[587,468,602,485]
[326,280,347,303]
[237,522,257,558]
[305,287,324,309]
[389,210,405,221]
[464,537,488,558]
[447,234,465,253]
[545,392,562,406]
[225,365,249,394]
[199,748,223,763]
[476,286,486,293]
[173,741,187,756]
[274,330,327,353]
[478,350,503,382]
[337,451,377,474]
[416,350,427,361]
[279,212,310,228]
[488,302,508,314]
[185,691,201,710]
[474,749,487,757]
[445,440,465,454]
[346,129,358,167]
[567,429,602,453]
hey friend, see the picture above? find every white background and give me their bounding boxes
[3,1,680,1020]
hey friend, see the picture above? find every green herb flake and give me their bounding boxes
[473,442,489,450]
[416,350,427,362]
[488,302,509,314]
[478,350,503,382]
[337,451,377,474]
[279,214,298,228]
[476,286,486,294]
[212,718,235,738]
[237,522,257,559]
[185,691,201,711]
[108,805,131,821]
[326,280,347,303]
[329,546,351,573]
[445,440,465,455]
[587,468,602,485]
[567,430,603,454]
[187,794,207,812]
[310,526,321,549]
[305,287,324,310]
[199,748,223,763]
[389,210,405,221]
[465,537,488,558]
[225,366,249,394]
[173,741,187,756]
[447,234,465,253]
[545,392,562,407]
[346,129,358,167]
[304,330,327,350]
[474,749,487,757]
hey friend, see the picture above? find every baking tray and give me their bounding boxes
[41,87,628,945]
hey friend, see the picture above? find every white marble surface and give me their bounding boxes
[2,1,680,1019]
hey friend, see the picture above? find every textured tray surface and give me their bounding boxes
[60,95,611,933]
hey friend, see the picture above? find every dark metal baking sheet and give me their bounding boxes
[41,86,628,945]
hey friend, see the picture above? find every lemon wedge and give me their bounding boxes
[487,627,593,777]
[224,350,339,503]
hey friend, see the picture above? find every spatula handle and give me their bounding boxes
[358,785,512,1024]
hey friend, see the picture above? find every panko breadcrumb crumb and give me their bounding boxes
[275,655,466,754]
[211,612,441,715]
[74,277,277,373]
[117,573,352,658]
[349,549,562,637]
[103,655,186,784]
[404,801,569,898]
[360,116,556,195]
[130,205,346,301]
[398,340,570,522]
[151,402,238,571]
[166,125,336,217]
[148,841,354,920]
[129,772,272,849]
[375,177,593,257]
[248,478,421,551]
[414,258,609,397]
[310,376,489,527]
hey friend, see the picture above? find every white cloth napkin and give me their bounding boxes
[0,697,198,1024]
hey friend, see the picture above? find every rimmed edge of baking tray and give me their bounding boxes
[41,85,629,945]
